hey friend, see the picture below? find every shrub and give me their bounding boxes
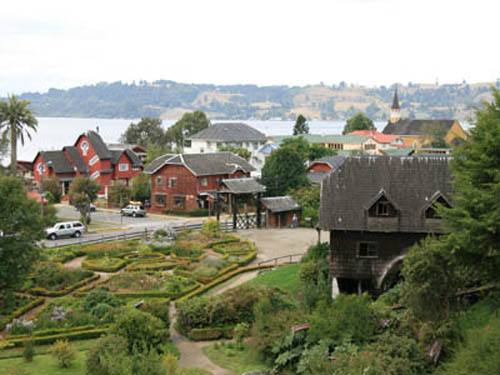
[86,334,131,375]
[23,339,35,362]
[82,287,119,312]
[201,220,220,237]
[233,322,250,350]
[141,299,170,327]
[113,307,169,353]
[301,242,329,262]
[163,352,178,375]
[90,303,113,320]
[50,339,76,368]
[154,229,168,240]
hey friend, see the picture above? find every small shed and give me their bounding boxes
[261,196,301,228]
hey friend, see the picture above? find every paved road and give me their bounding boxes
[42,204,189,247]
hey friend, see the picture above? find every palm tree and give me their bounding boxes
[0,95,38,174]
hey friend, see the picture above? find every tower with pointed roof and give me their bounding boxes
[390,86,401,124]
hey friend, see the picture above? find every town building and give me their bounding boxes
[382,88,468,148]
[33,130,143,197]
[144,152,255,213]
[261,196,301,228]
[319,156,453,294]
[348,130,405,150]
[306,155,346,184]
[184,122,268,173]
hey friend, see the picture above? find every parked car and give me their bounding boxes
[120,204,146,217]
[46,221,85,240]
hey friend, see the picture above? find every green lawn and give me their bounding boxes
[0,351,87,375]
[202,342,270,375]
[243,263,301,295]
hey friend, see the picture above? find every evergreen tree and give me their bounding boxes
[293,114,309,135]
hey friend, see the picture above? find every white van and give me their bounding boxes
[46,221,84,240]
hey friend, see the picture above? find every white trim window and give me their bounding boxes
[90,171,100,180]
[89,155,99,166]
[80,141,89,156]
[119,163,129,171]
[169,177,177,188]
[201,177,208,187]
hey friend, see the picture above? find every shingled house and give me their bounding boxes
[144,152,255,212]
[319,156,453,294]
[383,88,468,148]
[306,155,346,184]
[261,196,301,228]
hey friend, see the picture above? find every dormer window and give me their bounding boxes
[368,194,398,218]
[425,193,452,219]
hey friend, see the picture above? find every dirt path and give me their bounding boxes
[63,255,86,269]
[169,303,233,375]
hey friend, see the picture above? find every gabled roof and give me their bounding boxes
[261,196,301,213]
[107,143,147,153]
[307,171,327,184]
[40,151,75,174]
[144,152,255,176]
[349,130,401,144]
[125,149,143,168]
[308,156,347,171]
[392,87,400,110]
[75,131,112,160]
[63,146,89,174]
[381,148,415,156]
[221,178,266,194]
[270,134,369,145]
[382,119,456,136]
[320,156,453,233]
[258,143,278,155]
[189,123,267,142]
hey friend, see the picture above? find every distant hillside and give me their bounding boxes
[11,80,499,121]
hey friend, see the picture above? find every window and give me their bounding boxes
[184,140,192,148]
[201,178,208,187]
[368,195,397,218]
[119,163,129,171]
[329,143,344,150]
[364,144,376,150]
[174,195,185,208]
[376,201,389,216]
[89,155,99,166]
[73,222,83,228]
[155,194,166,206]
[132,166,140,171]
[80,141,89,156]
[358,242,378,258]
[169,177,177,188]
[156,176,164,186]
[425,196,451,219]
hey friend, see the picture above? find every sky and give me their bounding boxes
[1,0,498,96]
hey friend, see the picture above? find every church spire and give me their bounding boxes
[390,86,401,123]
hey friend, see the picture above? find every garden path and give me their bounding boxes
[169,303,234,375]
[63,255,86,269]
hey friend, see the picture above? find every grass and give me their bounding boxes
[243,264,301,295]
[0,339,100,360]
[0,351,87,375]
[202,342,270,375]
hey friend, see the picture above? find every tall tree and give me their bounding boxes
[68,177,101,231]
[261,147,308,196]
[0,95,38,174]
[293,114,309,135]
[342,112,375,135]
[280,136,310,163]
[131,173,151,202]
[0,176,44,304]
[120,117,166,147]
[109,182,132,206]
[165,111,210,147]
[308,144,335,162]
[440,87,500,283]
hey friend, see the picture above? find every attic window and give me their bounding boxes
[368,195,398,218]
[425,195,451,219]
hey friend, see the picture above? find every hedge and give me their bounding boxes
[82,258,127,272]
[123,253,165,262]
[188,325,234,341]
[236,251,257,267]
[196,264,238,284]
[9,325,97,339]
[175,264,276,304]
[127,262,176,271]
[78,282,200,299]
[29,273,100,297]
[206,237,240,248]
[0,297,45,331]
[8,328,108,347]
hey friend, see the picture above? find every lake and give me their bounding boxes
[16,118,390,162]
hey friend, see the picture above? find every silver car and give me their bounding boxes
[120,204,146,217]
[46,221,84,240]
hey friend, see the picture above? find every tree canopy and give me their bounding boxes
[0,176,44,301]
[280,136,335,163]
[120,117,166,147]
[0,95,38,174]
[261,147,308,196]
[165,111,210,147]
[218,144,251,161]
[342,112,375,135]
[293,114,309,135]
[131,173,151,202]
[69,177,101,231]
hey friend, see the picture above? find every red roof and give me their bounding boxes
[349,130,401,144]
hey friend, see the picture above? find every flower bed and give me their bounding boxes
[0,296,45,331]
[82,257,127,272]
[127,261,176,271]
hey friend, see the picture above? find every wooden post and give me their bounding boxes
[358,280,362,296]
[232,194,237,231]
[256,193,262,229]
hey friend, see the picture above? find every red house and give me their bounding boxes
[33,130,143,197]
[144,152,255,212]
[306,156,347,184]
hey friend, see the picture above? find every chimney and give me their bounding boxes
[96,126,100,134]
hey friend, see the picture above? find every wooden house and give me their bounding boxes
[261,196,301,228]
[319,156,453,294]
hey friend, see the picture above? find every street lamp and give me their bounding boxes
[39,160,52,217]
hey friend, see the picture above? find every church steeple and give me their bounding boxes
[390,86,401,123]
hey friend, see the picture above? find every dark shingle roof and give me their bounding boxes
[63,146,89,173]
[110,150,123,166]
[307,171,327,184]
[261,196,301,213]
[221,178,266,194]
[391,87,400,110]
[86,131,112,159]
[382,119,456,136]
[309,156,347,170]
[189,123,267,142]
[41,151,75,174]
[125,149,143,168]
[319,156,453,233]
[144,152,255,176]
